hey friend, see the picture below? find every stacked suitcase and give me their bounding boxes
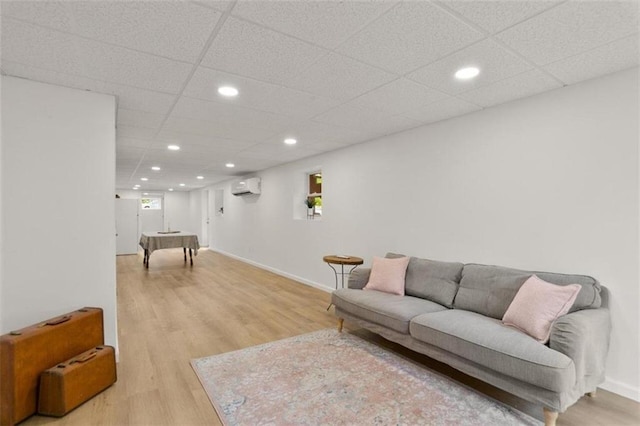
[0,307,117,425]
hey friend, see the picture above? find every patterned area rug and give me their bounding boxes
[191,329,541,425]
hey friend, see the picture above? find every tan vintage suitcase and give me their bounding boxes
[38,346,116,417]
[0,307,104,425]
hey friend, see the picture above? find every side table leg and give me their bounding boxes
[189,248,193,266]
[183,247,187,262]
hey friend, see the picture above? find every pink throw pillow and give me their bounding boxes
[363,256,410,296]
[503,275,581,343]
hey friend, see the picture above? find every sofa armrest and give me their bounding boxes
[549,305,611,388]
[348,268,371,289]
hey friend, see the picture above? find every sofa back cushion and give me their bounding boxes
[454,264,601,319]
[386,253,463,307]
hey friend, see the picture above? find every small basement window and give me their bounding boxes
[140,197,162,210]
[308,171,322,217]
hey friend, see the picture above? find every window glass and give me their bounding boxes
[140,198,162,210]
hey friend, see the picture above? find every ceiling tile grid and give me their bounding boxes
[200,16,328,86]
[1,0,637,191]
[407,39,534,95]
[458,69,563,108]
[495,1,639,67]
[335,1,484,74]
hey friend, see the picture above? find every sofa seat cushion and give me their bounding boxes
[410,310,575,392]
[332,289,447,334]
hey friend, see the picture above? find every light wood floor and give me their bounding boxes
[23,249,639,425]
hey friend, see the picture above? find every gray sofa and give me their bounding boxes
[332,253,610,426]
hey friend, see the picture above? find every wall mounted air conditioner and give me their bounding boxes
[231,177,261,196]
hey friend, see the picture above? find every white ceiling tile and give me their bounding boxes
[288,52,397,102]
[336,1,483,74]
[496,1,639,66]
[251,86,341,120]
[458,69,562,108]
[162,116,275,142]
[183,66,279,106]
[348,78,449,115]
[171,96,291,134]
[262,121,366,149]
[100,83,176,115]
[231,0,395,49]
[0,1,75,32]
[201,17,328,85]
[193,1,234,13]
[117,108,165,130]
[117,137,153,149]
[408,39,533,95]
[544,35,640,85]
[116,146,146,161]
[1,17,86,75]
[117,125,157,140]
[2,1,222,62]
[155,130,256,151]
[0,60,177,115]
[441,1,563,34]
[313,103,422,136]
[1,17,194,93]
[77,39,193,94]
[402,96,481,124]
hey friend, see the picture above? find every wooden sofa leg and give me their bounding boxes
[543,408,558,426]
[337,318,344,333]
[586,390,597,398]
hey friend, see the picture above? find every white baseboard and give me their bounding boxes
[209,248,640,403]
[601,378,640,402]
[210,248,333,294]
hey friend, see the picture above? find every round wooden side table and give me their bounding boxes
[323,255,364,289]
[323,255,364,310]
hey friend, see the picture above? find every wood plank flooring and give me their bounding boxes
[22,249,639,425]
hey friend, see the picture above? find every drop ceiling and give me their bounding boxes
[1,0,638,191]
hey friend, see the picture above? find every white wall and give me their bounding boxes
[1,77,118,352]
[163,191,191,232]
[208,68,639,401]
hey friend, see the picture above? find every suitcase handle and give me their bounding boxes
[43,315,72,326]
[71,351,98,364]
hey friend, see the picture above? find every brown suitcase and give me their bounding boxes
[38,346,116,417]
[0,307,104,425]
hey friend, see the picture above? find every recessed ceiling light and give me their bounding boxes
[168,188,174,191]
[167,145,180,151]
[179,183,185,187]
[455,66,480,80]
[284,138,297,145]
[218,86,239,97]
[132,187,138,190]
[140,177,148,181]
[134,184,140,187]
[151,166,161,171]
[196,176,204,180]
[225,163,235,168]
[143,192,149,195]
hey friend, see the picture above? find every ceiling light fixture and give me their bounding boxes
[167,145,180,151]
[168,188,174,191]
[140,177,148,181]
[179,183,185,187]
[197,176,204,180]
[132,187,138,190]
[455,66,480,80]
[143,192,149,195]
[218,86,239,97]
[151,166,161,171]
[225,163,235,168]
[284,138,297,145]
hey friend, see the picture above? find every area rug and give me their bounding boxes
[191,329,541,425]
